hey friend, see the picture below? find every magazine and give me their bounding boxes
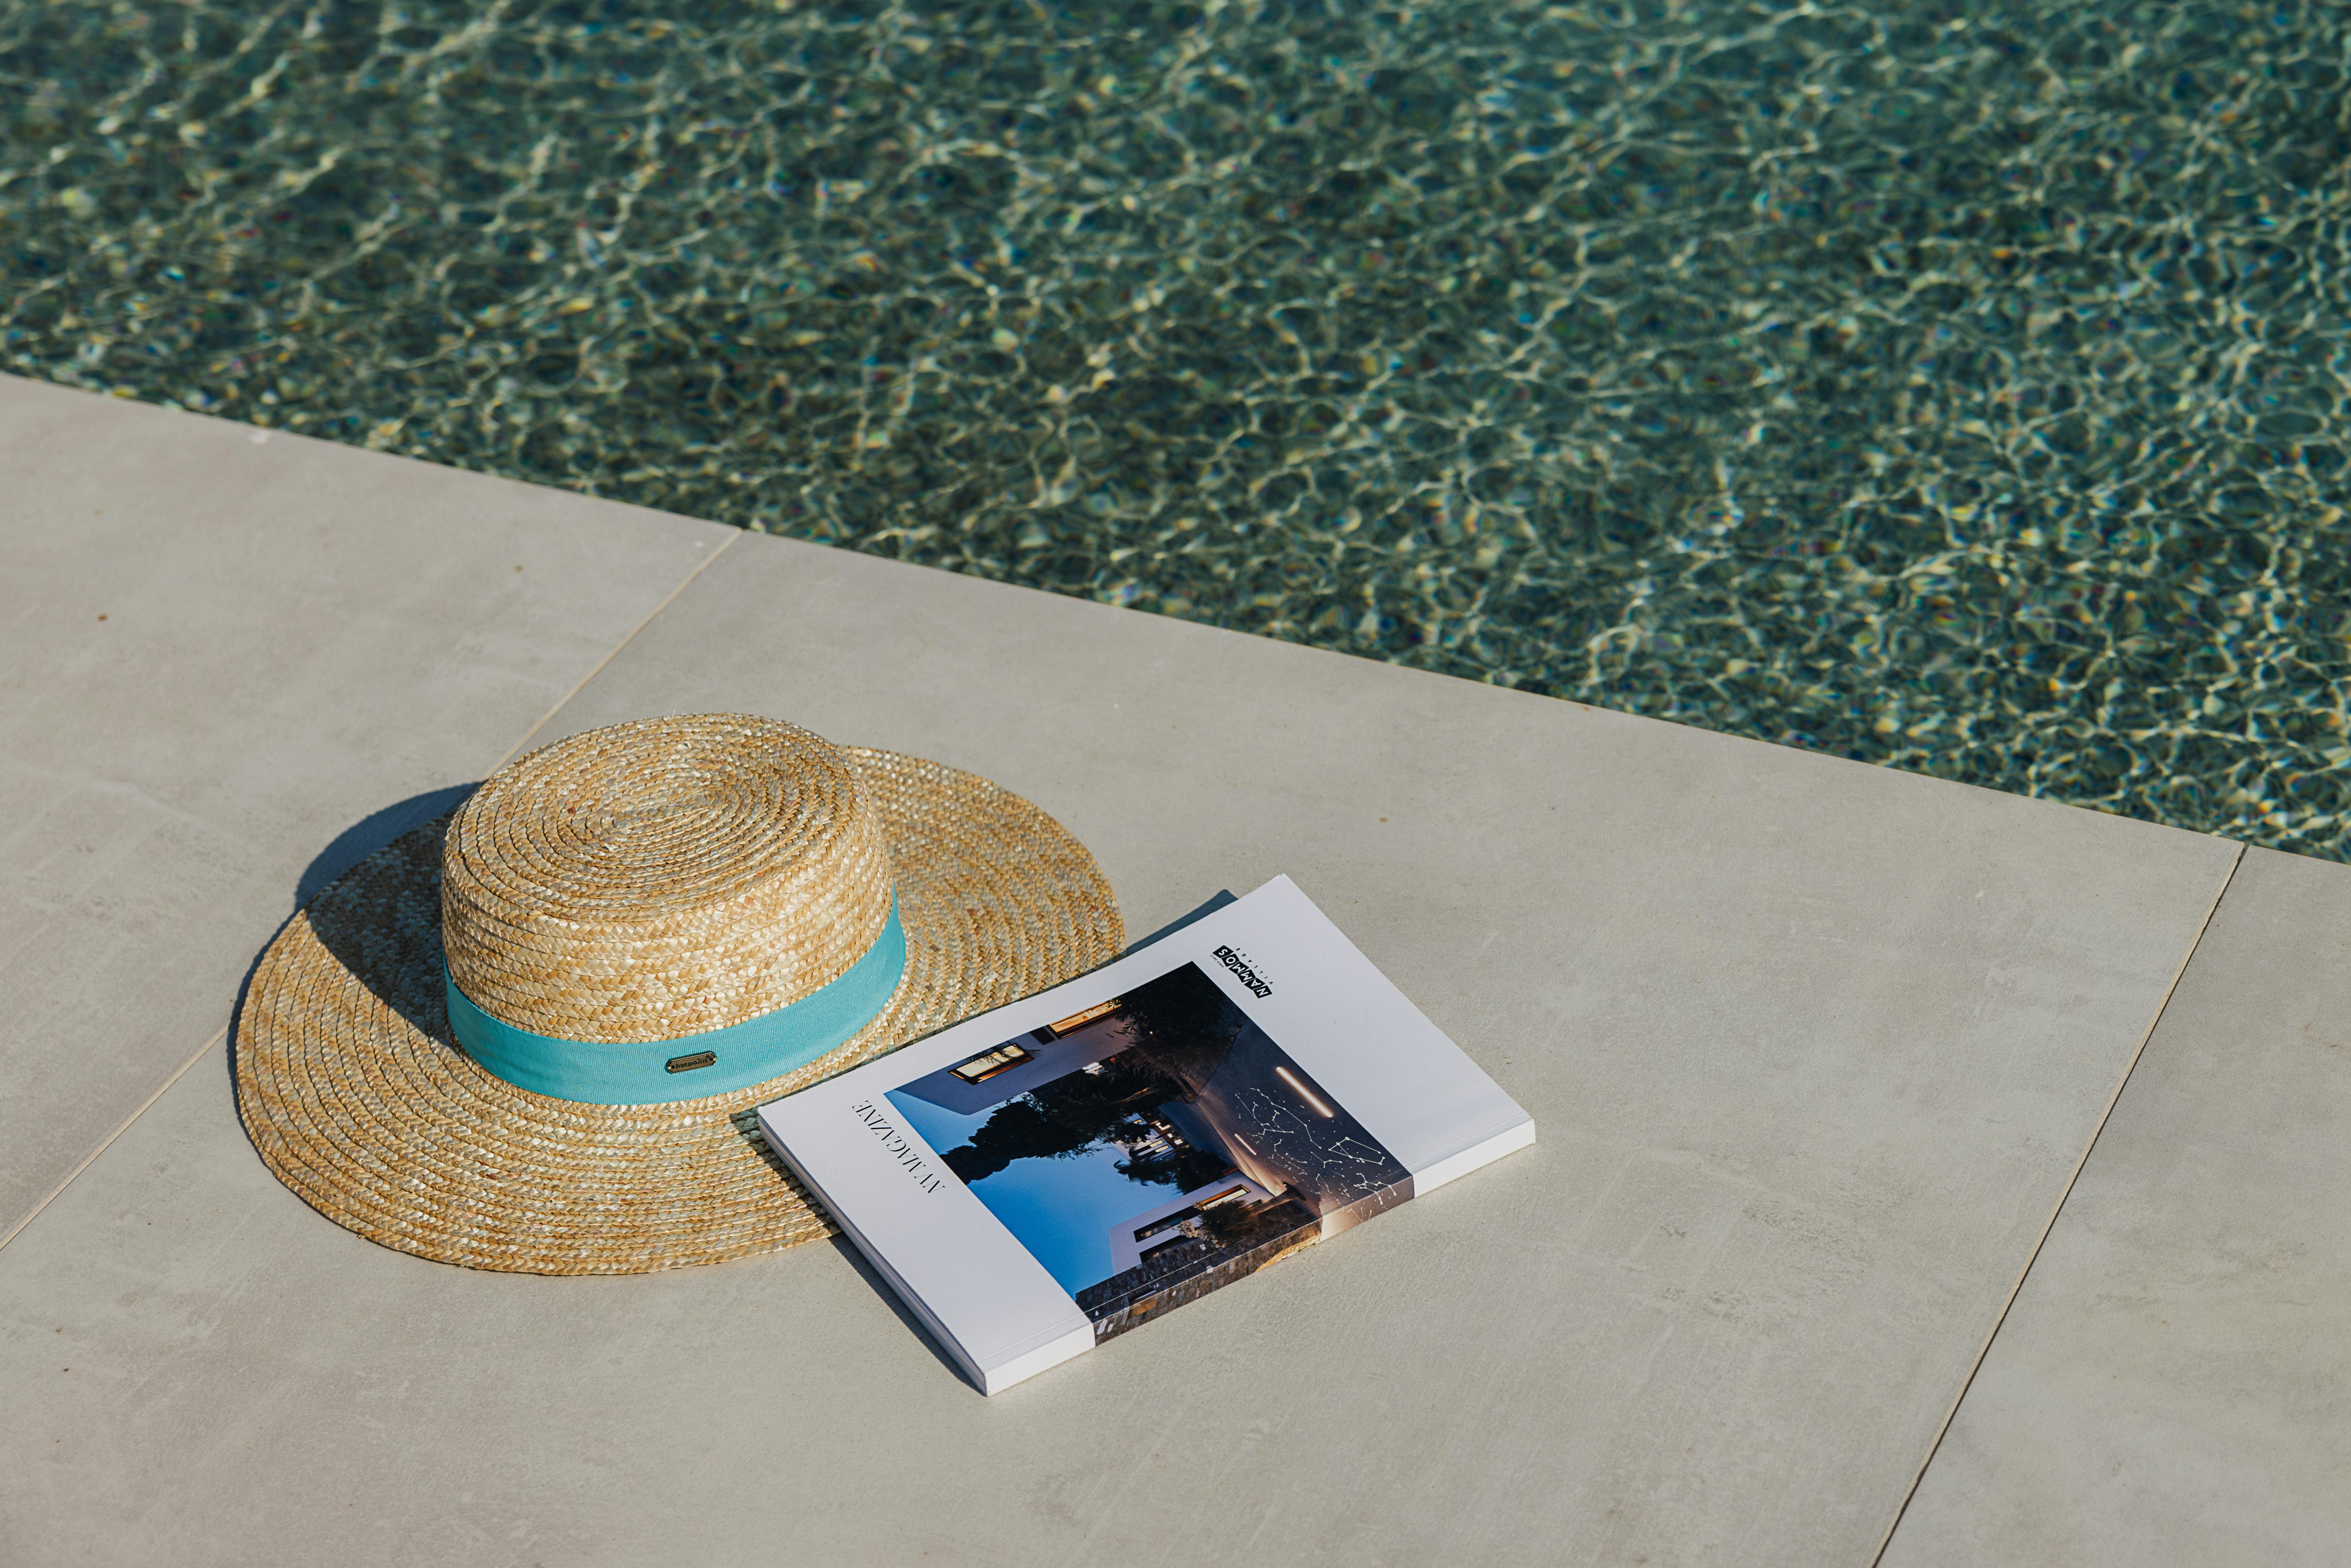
[757,875,1534,1394]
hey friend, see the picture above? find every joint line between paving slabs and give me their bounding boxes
[0,1025,228,1257]
[0,529,739,1260]
[1867,839,2248,1567]
[489,527,740,771]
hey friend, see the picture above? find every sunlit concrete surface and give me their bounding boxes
[0,382,2258,1565]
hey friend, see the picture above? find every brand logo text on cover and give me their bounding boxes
[850,1099,945,1194]
[1212,945,1273,999]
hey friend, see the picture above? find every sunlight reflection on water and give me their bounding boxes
[4,0,2346,850]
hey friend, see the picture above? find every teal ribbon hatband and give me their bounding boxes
[444,903,906,1105]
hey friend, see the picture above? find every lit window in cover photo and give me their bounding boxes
[951,1042,1034,1084]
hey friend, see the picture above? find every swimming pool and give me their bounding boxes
[5,0,2345,853]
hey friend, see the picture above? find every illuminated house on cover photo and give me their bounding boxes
[887,962,1414,1340]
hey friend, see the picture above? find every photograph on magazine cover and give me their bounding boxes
[885,961,1414,1342]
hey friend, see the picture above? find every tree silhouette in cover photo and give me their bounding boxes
[938,965,1245,1191]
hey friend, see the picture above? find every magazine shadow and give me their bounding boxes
[823,1235,983,1391]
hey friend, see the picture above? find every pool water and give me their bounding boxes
[5,1,2347,853]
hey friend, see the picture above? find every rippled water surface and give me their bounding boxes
[5,1,2348,851]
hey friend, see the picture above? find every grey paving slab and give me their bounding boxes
[0,374,733,1240]
[1,520,2241,1568]
[1882,845,2351,1568]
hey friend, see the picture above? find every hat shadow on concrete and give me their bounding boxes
[227,784,478,1102]
[294,783,477,909]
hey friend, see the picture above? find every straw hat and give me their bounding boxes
[234,714,1123,1274]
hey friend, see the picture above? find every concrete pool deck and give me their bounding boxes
[0,373,2338,1564]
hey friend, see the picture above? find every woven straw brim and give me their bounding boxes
[234,747,1123,1275]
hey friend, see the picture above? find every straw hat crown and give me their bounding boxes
[441,714,895,1044]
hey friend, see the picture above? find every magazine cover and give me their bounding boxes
[759,876,1533,1393]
